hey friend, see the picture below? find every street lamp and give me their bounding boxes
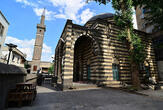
[5,43,17,64]
[51,56,55,63]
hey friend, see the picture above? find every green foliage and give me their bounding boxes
[155,43,163,49]
[24,61,31,69]
[112,0,134,29]
[88,0,146,64]
[118,30,127,41]
[112,0,145,64]
[89,0,163,31]
[130,32,145,63]
[48,64,54,74]
[134,0,163,31]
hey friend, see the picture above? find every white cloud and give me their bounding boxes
[54,14,66,19]
[48,0,89,23]
[15,0,95,24]
[33,8,56,20]
[5,36,53,61]
[16,0,38,7]
[80,8,94,24]
[15,0,56,21]
[42,44,52,53]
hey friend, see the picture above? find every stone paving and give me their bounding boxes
[137,89,163,99]
[7,84,163,110]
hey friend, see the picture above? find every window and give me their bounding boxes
[112,64,119,81]
[33,65,37,71]
[142,8,146,14]
[0,22,4,36]
[12,55,15,61]
[17,57,19,63]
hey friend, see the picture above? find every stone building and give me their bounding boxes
[136,7,163,81]
[54,13,158,90]
[0,11,9,60]
[31,9,46,73]
[136,6,154,33]
[1,46,26,67]
[153,31,163,80]
[28,61,52,73]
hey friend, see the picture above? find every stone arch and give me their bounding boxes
[71,33,100,56]
[61,31,101,89]
[72,34,100,83]
[54,41,65,83]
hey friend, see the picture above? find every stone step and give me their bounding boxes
[105,84,122,88]
[158,81,163,90]
[72,82,98,89]
[102,81,122,88]
[159,81,163,84]
[159,86,163,90]
[103,80,121,85]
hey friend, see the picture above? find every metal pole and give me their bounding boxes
[5,43,17,65]
[7,49,11,64]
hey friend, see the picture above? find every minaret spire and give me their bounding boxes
[40,8,45,25]
[31,8,46,74]
[42,8,46,16]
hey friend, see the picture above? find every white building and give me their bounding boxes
[0,11,9,59]
[1,46,26,67]
[28,61,52,73]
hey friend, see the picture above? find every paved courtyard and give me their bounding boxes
[7,84,163,110]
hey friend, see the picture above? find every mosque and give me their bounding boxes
[54,13,158,90]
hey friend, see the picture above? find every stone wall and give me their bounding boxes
[153,31,163,81]
[0,63,26,110]
[55,18,158,90]
[26,74,37,84]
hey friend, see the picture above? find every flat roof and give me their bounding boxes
[0,10,9,25]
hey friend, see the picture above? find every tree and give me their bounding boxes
[24,61,31,69]
[88,0,146,88]
[48,64,54,74]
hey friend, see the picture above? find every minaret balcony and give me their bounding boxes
[37,24,46,31]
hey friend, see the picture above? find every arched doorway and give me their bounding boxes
[73,36,95,82]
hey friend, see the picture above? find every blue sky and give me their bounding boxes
[0,0,115,61]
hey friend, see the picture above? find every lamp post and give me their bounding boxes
[5,43,17,64]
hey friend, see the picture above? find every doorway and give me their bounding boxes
[112,64,119,81]
[73,36,94,82]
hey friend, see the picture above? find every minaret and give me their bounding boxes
[31,9,46,73]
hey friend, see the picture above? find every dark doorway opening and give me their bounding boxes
[73,36,94,82]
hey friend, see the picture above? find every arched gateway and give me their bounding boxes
[73,35,98,82]
[54,13,158,90]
